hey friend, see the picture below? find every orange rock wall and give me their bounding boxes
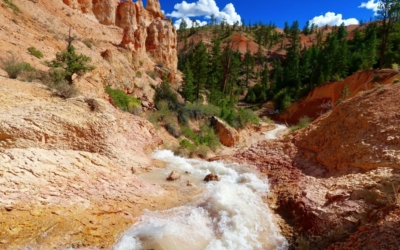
[275,70,400,124]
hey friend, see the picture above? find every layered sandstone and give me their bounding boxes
[0,78,183,248]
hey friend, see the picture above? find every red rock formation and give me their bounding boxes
[63,0,93,13]
[116,1,137,30]
[274,70,400,124]
[63,0,178,73]
[92,0,118,25]
[294,80,400,172]
[146,19,177,71]
[211,116,240,147]
[146,0,164,19]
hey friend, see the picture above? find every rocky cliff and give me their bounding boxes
[63,0,177,77]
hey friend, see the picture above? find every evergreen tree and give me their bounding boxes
[190,41,209,101]
[47,30,94,85]
[181,63,196,102]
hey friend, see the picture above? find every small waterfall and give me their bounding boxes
[114,150,288,250]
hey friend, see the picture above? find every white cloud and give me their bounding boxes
[310,12,359,27]
[174,17,208,29]
[358,0,379,14]
[167,0,241,29]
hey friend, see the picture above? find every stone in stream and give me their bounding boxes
[203,173,220,182]
[166,170,180,181]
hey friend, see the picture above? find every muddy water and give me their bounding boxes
[114,150,288,250]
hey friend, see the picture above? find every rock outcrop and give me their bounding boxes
[294,81,400,172]
[63,0,177,74]
[275,70,400,124]
[0,79,177,248]
[210,116,239,147]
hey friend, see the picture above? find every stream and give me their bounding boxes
[114,124,288,250]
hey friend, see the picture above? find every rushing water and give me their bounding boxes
[114,150,288,250]
[264,124,287,140]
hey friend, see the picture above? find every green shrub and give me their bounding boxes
[393,78,399,84]
[27,47,44,59]
[273,88,292,111]
[146,70,158,80]
[46,34,95,84]
[0,53,33,79]
[164,117,181,138]
[392,63,399,72]
[105,86,141,114]
[83,39,92,49]
[3,0,20,13]
[52,81,78,99]
[220,107,259,129]
[136,71,142,78]
[185,103,220,120]
[154,80,180,111]
[289,116,310,133]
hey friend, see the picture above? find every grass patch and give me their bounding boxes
[105,86,141,114]
[27,47,44,59]
[289,116,310,133]
[393,78,399,84]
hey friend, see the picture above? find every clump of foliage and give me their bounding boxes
[146,70,158,80]
[392,63,399,72]
[53,81,78,99]
[393,78,400,83]
[27,47,44,59]
[0,52,33,79]
[3,0,20,13]
[105,86,141,115]
[289,116,310,133]
[83,39,93,49]
[46,30,95,85]
[178,124,220,157]
[220,107,260,129]
[136,71,142,78]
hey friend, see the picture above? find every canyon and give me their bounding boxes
[0,0,400,249]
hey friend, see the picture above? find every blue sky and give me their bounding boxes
[147,0,380,29]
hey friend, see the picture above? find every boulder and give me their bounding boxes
[210,116,239,147]
[204,173,220,182]
[166,170,180,181]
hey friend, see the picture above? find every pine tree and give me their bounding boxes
[181,63,196,103]
[47,30,94,85]
[190,41,209,101]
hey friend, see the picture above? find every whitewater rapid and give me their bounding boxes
[264,124,287,140]
[114,150,288,250]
